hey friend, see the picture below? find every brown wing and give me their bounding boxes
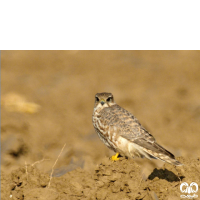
[101,104,177,161]
[100,104,156,142]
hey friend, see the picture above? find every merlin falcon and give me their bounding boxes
[92,92,182,166]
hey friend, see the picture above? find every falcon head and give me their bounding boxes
[94,92,116,110]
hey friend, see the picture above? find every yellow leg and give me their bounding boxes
[111,152,120,161]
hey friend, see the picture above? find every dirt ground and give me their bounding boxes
[1,51,200,200]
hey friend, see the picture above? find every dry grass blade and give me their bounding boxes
[48,143,66,188]
[25,161,28,180]
[31,158,50,166]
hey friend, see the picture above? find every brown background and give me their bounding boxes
[1,51,200,199]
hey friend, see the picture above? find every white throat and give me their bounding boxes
[93,102,116,113]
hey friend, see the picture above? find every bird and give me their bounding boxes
[92,92,182,166]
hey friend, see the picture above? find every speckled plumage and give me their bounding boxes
[92,92,182,166]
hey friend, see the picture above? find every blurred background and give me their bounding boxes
[1,51,200,176]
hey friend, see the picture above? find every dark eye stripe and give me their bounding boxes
[95,97,99,101]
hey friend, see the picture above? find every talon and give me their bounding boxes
[111,152,120,161]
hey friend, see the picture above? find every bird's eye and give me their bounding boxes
[95,97,99,102]
[107,97,112,102]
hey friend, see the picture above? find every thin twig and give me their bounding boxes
[31,158,50,166]
[48,143,66,188]
[25,161,28,180]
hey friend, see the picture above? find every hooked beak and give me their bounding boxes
[100,100,105,106]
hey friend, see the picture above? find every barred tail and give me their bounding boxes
[141,143,183,166]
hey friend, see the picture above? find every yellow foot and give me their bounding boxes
[111,152,120,161]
